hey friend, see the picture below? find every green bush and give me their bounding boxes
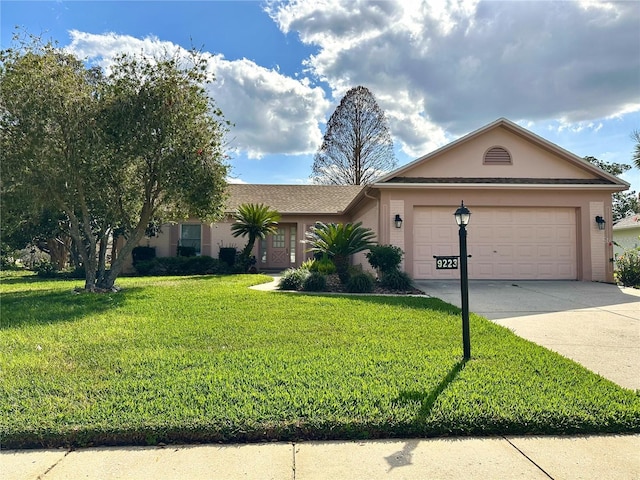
[366,245,403,274]
[303,272,327,292]
[0,242,19,270]
[132,246,156,265]
[278,268,310,291]
[315,254,337,275]
[134,256,224,276]
[176,245,197,257]
[34,260,58,278]
[218,247,237,267]
[64,266,86,279]
[380,269,413,290]
[182,256,222,274]
[300,258,317,271]
[346,272,374,293]
[616,249,640,287]
[134,259,166,276]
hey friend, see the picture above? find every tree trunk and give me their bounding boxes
[334,254,350,284]
[47,237,68,270]
[98,209,153,290]
[66,209,99,291]
[96,231,109,288]
[242,234,257,259]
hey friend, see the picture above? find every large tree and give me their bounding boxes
[311,86,396,185]
[0,37,229,290]
[584,156,638,221]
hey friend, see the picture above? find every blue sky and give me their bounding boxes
[2,0,639,194]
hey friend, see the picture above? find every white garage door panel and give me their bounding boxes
[413,207,577,280]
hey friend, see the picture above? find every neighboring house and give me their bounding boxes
[140,118,629,283]
[613,214,640,257]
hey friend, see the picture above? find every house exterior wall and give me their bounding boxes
[613,228,640,257]
[348,198,379,272]
[131,213,353,271]
[406,127,594,179]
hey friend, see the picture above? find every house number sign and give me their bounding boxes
[434,256,459,270]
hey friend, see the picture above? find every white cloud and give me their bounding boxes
[226,177,248,184]
[65,0,640,173]
[206,56,328,159]
[67,30,329,160]
[267,0,640,156]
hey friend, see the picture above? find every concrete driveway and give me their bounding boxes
[414,280,640,391]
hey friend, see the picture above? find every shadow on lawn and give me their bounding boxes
[326,293,461,315]
[1,287,140,329]
[0,274,67,285]
[395,360,467,420]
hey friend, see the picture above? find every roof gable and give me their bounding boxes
[377,118,629,188]
[225,184,363,215]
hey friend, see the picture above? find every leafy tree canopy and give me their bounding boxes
[311,86,396,185]
[0,34,230,290]
[583,156,638,221]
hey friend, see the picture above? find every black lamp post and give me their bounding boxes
[454,201,471,361]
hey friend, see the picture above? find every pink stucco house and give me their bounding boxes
[140,118,629,283]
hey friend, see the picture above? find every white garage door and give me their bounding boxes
[413,207,577,280]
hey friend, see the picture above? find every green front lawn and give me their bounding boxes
[1,273,639,448]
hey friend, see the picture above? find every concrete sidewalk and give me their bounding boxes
[413,280,640,390]
[3,435,639,479]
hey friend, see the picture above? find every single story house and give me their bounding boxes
[613,214,640,258]
[141,118,629,283]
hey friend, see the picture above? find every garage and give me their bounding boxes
[413,206,577,280]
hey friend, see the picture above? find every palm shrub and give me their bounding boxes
[231,203,281,262]
[132,246,156,265]
[305,222,376,283]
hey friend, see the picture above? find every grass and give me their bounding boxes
[1,273,639,448]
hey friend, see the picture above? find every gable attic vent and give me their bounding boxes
[484,146,512,165]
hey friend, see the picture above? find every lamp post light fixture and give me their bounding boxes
[595,215,606,231]
[454,201,471,361]
[394,214,403,229]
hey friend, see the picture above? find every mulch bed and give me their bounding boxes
[323,274,425,296]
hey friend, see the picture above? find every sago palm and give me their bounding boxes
[231,203,281,259]
[305,222,376,282]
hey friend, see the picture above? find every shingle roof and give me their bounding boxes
[225,184,364,215]
[385,177,615,185]
[613,214,640,230]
